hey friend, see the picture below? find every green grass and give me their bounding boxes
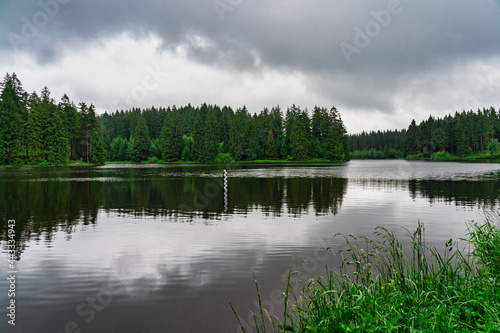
[233,215,500,332]
[405,151,500,162]
[243,159,340,163]
[460,152,500,161]
[0,160,98,167]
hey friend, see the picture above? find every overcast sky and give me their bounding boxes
[1,0,500,133]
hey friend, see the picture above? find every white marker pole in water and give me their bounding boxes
[223,170,228,212]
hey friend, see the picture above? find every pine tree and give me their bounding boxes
[0,73,25,165]
[228,107,247,161]
[265,129,277,159]
[26,92,43,164]
[220,106,233,152]
[242,117,259,160]
[203,108,219,162]
[311,106,322,142]
[287,106,310,161]
[321,107,337,160]
[160,107,183,161]
[404,120,418,157]
[45,102,69,164]
[59,94,80,160]
[192,111,204,162]
[90,127,107,165]
[36,88,70,165]
[132,116,151,162]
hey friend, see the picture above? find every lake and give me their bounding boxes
[1,160,500,333]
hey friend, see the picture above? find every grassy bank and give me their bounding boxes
[405,151,500,162]
[234,216,500,332]
[0,160,99,167]
[104,158,341,165]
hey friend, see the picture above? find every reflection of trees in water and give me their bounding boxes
[2,173,499,256]
[350,179,500,209]
[0,179,104,259]
[0,176,349,255]
[408,180,499,208]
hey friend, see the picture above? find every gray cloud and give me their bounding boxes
[4,1,499,69]
[1,0,500,129]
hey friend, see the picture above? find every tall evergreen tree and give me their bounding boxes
[160,107,183,161]
[132,116,151,162]
[192,111,204,162]
[0,73,25,165]
[90,127,107,165]
[59,94,80,160]
[265,129,277,159]
[26,92,43,164]
[404,120,418,157]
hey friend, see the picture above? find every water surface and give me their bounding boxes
[1,160,500,332]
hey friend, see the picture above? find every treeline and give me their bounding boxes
[0,73,351,165]
[349,107,500,159]
[0,73,106,165]
[100,104,351,163]
[349,129,406,159]
[404,108,499,158]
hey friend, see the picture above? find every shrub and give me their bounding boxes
[488,139,500,155]
[430,151,453,160]
[147,156,160,164]
[214,153,234,164]
[37,161,51,167]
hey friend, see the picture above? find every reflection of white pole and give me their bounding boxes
[224,170,228,212]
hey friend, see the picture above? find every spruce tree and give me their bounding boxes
[192,111,204,162]
[265,129,277,159]
[160,107,183,161]
[203,108,219,162]
[404,120,418,157]
[26,93,43,164]
[45,102,69,164]
[59,94,80,160]
[90,128,107,165]
[132,116,151,162]
[0,73,25,165]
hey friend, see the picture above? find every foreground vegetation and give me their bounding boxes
[234,216,500,332]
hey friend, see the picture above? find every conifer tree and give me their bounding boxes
[265,129,277,159]
[132,116,151,162]
[0,73,25,165]
[160,107,183,161]
[404,120,418,157]
[90,127,107,165]
[26,92,43,164]
[203,108,219,162]
[59,94,80,160]
[192,111,204,162]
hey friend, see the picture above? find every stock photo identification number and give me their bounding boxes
[6,219,17,326]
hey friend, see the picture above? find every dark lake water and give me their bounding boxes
[1,160,500,333]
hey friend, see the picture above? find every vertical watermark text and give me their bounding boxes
[6,219,17,326]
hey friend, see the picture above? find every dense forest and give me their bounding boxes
[3,72,499,165]
[0,73,351,165]
[349,107,500,159]
[101,103,350,163]
[349,129,406,159]
[0,73,107,165]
